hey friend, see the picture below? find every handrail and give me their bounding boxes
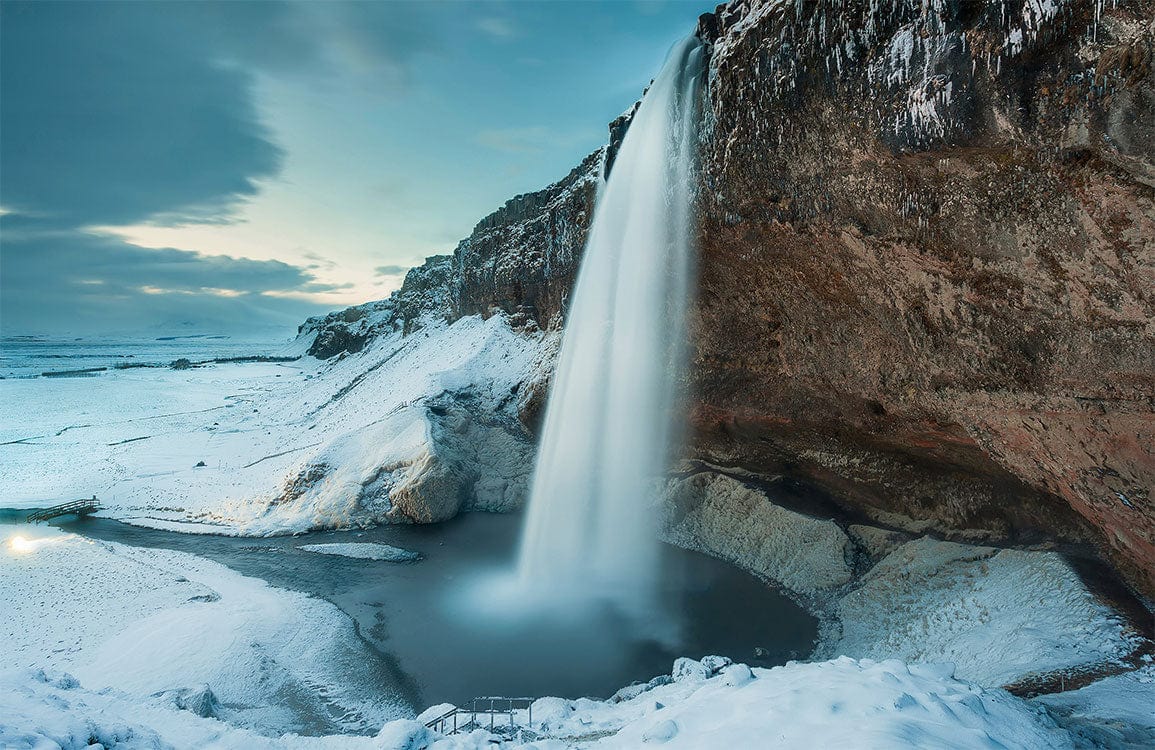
[26,497,100,523]
[424,696,536,736]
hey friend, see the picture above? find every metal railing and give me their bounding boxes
[26,497,100,523]
[424,697,536,736]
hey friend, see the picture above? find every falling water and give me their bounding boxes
[518,36,705,610]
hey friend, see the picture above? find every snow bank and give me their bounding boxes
[0,656,1082,750]
[0,524,405,736]
[819,537,1139,686]
[0,313,543,534]
[593,656,1074,750]
[0,667,400,750]
[2,522,1101,749]
[299,542,421,562]
[659,471,1139,690]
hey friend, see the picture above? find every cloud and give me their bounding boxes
[477,17,517,40]
[0,228,334,335]
[0,1,283,228]
[374,264,409,277]
[310,2,439,84]
[0,1,438,335]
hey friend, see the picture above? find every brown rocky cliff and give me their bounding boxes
[693,0,1155,594]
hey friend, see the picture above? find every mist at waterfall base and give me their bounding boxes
[520,35,704,603]
[453,35,707,657]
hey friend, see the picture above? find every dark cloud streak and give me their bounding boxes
[0,1,283,227]
[0,229,333,335]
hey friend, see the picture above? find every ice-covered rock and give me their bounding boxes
[528,696,574,729]
[670,657,710,683]
[661,471,854,599]
[153,684,218,718]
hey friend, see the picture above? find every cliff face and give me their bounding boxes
[299,150,601,352]
[302,0,1154,596]
[692,0,1155,594]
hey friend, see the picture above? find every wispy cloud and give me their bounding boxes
[477,17,517,40]
[375,264,409,277]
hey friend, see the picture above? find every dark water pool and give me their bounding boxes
[55,512,817,712]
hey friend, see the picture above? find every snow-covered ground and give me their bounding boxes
[4,312,1152,749]
[818,538,1140,686]
[1034,664,1155,747]
[0,653,1090,750]
[3,516,1152,749]
[664,471,1143,690]
[0,313,543,534]
[0,523,406,737]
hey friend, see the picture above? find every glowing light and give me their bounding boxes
[9,535,36,554]
[6,533,67,554]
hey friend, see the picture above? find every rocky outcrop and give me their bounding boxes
[452,150,602,326]
[299,153,601,358]
[261,389,535,529]
[688,0,1155,595]
[296,0,1154,597]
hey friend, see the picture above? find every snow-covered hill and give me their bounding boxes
[0,312,551,535]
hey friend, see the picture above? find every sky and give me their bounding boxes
[0,0,707,338]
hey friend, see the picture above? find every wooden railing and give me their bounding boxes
[424,697,535,736]
[26,497,100,523]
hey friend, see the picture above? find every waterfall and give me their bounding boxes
[517,36,705,610]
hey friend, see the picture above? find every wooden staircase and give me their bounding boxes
[26,497,100,523]
[424,697,536,737]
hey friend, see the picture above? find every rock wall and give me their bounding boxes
[299,0,1154,596]
[691,0,1155,595]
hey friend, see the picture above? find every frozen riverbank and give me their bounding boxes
[4,655,1104,750]
[4,512,1154,749]
[40,512,817,707]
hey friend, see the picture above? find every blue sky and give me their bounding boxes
[0,0,706,337]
